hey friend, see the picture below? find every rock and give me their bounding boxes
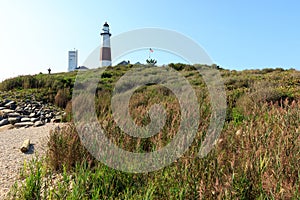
[8,117,21,124]
[51,116,62,123]
[0,96,62,130]
[21,118,31,122]
[15,107,24,113]
[7,112,21,117]
[14,122,34,128]
[5,101,16,110]
[1,109,15,114]
[30,118,39,122]
[9,104,17,110]
[22,110,30,115]
[0,119,9,126]
[4,101,15,108]
[3,99,10,103]
[45,113,51,118]
[29,113,36,118]
[236,129,242,136]
[34,121,44,127]
[20,139,30,153]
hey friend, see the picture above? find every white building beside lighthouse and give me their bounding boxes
[100,22,112,67]
[68,49,78,72]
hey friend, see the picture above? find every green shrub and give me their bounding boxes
[231,107,245,125]
[261,68,276,74]
[168,63,185,71]
[46,124,94,171]
[8,158,44,200]
[101,71,113,78]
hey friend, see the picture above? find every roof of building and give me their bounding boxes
[75,66,89,70]
[117,60,130,65]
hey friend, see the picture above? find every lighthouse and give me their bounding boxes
[100,22,112,67]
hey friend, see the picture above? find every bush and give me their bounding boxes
[248,81,283,103]
[46,124,95,171]
[168,63,185,71]
[231,107,245,125]
[101,71,113,78]
[54,88,71,108]
[261,68,276,74]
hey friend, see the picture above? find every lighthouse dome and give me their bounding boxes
[103,22,109,27]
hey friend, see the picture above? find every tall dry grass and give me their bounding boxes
[7,66,300,199]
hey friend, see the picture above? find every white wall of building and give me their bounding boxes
[68,50,78,71]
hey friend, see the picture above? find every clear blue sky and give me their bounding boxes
[0,0,299,81]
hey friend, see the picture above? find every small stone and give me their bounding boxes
[4,101,15,108]
[1,109,14,114]
[30,118,39,122]
[7,112,21,117]
[29,113,36,118]
[15,107,24,113]
[236,129,242,136]
[0,119,9,126]
[14,122,34,128]
[51,116,62,123]
[21,118,31,122]
[8,117,20,124]
[218,139,224,144]
[34,121,44,127]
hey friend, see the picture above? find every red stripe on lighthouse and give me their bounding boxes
[100,47,111,61]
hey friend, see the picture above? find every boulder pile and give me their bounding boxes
[0,99,63,129]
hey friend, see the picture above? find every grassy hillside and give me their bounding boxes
[2,64,300,199]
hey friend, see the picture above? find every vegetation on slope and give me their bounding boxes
[2,64,300,199]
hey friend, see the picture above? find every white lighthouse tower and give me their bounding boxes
[100,22,112,67]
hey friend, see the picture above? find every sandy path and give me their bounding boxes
[0,124,62,199]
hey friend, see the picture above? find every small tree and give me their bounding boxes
[146,59,157,66]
